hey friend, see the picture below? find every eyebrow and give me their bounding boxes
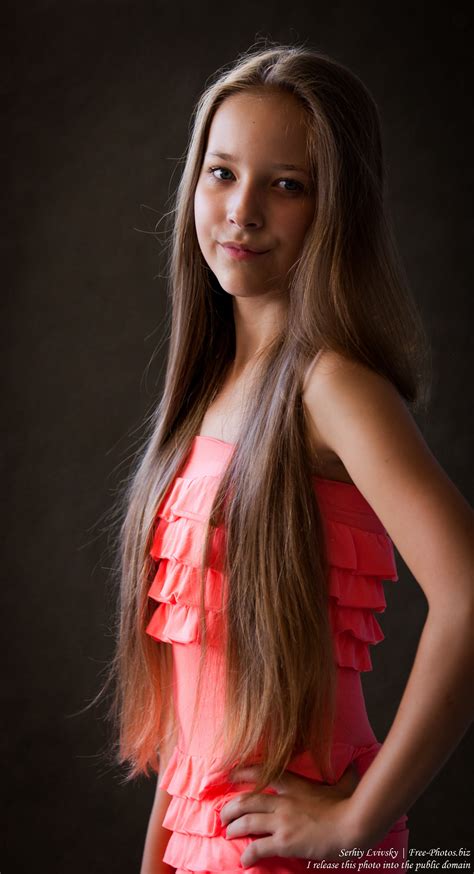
[205,151,310,175]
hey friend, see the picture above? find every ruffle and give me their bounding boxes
[159,744,238,802]
[146,474,398,671]
[163,830,268,873]
[163,830,314,873]
[159,743,408,872]
[159,742,368,804]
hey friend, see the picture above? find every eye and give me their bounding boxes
[207,166,234,181]
[205,166,306,194]
[276,178,305,193]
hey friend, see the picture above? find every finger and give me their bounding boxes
[240,835,280,867]
[220,791,277,826]
[225,811,274,840]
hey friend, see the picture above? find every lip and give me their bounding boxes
[219,242,270,261]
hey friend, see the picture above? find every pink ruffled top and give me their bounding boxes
[145,435,408,873]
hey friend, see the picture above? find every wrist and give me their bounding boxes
[340,796,381,852]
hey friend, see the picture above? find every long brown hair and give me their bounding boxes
[96,40,431,792]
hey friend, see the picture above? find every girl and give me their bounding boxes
[104,43,473,873]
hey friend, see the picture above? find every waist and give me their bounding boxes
[172,642,378,754]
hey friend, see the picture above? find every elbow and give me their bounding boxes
[425,596,474,650]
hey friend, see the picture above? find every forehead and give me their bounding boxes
[206,89,310,161]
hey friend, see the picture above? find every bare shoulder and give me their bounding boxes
[303,349,473,612]
[302,348,430,480]
[302,349,400,462]
[302,348,405,454]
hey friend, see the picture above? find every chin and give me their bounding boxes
[216,282,263,298]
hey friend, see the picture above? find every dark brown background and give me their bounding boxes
[3,2,473,872]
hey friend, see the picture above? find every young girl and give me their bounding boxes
[105,43,473,873]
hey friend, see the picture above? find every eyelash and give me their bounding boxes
[206,166,306,194]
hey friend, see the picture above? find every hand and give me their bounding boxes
[219,762,361,868]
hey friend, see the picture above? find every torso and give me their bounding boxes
[198,353,355,486]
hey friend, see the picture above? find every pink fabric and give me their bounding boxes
[146,435,409,872]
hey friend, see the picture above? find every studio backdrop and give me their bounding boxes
[3,2,472,873]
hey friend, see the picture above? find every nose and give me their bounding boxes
[226,181,264,229]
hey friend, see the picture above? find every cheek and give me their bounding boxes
[194,186,218,236]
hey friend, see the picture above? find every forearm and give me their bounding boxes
[141,729,179,874]
[140,785,176,874]
[347,603,474,847]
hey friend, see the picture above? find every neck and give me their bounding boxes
[231,292,288,374]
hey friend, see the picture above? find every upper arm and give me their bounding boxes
[303,351,474,613]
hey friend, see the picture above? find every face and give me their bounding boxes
[194,89,316,300]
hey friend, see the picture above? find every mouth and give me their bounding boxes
[219,243,270,261]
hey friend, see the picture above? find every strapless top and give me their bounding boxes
[144,435,408,872]
[146,434,399,673]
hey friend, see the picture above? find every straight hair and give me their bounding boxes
[94,40,431,793]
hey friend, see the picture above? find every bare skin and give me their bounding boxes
[195,90,473,865]
[143,88,473,869]
[198,351,353,483]
[140,731,177,874]
[194,87,353,483]
[220,351,474,866]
